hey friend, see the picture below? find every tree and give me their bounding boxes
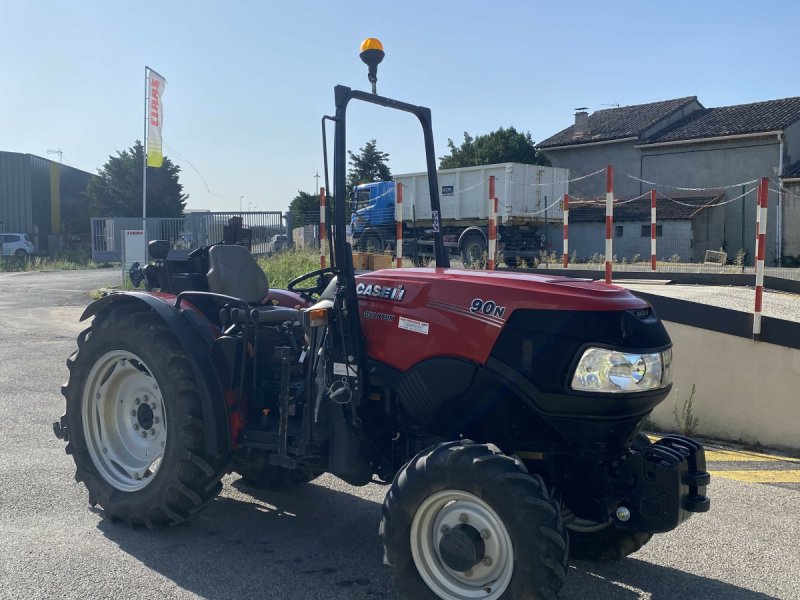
[347,139,391,191]
[85,141,187,218]
[289,190,320,227]
[438,127,550,169]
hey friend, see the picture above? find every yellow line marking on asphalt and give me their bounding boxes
[709,470,800,483]
[647,435,800,463]
[704,449,777,462]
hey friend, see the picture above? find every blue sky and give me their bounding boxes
[2,1,797,213]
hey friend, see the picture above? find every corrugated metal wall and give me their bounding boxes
[0,151,33,234]
[0,151,95,253]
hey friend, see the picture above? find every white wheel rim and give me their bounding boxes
[410,490,514,600]
[81,350,167,492]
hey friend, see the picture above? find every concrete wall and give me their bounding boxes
[649,321,800,451]
[543,141,642,198]
[641,137,781,265]
[569,220,693,262]
[782,181,800,258]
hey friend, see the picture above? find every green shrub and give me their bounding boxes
[257,249,320,289]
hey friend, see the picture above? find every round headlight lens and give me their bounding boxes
[571,347,671,393]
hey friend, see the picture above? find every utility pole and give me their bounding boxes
[314,171,320,194]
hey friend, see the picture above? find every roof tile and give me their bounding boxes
[538,97,697,148]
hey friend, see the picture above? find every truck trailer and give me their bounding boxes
[351,162,570,267]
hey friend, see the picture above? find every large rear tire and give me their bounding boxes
[380,440,568,600]
[61,304,228,527]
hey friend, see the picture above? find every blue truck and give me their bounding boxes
[350,163,570,267]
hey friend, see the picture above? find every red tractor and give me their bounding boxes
[55,40,709,600]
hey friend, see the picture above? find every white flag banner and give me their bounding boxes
[147,69,166,168]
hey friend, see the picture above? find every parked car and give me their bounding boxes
[0,233,34,257]
[267,234,288,255]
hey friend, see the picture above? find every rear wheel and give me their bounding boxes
[460,235,486,268]
[15,249,27,259]
[61,304,228,527]
[380,440,568,600]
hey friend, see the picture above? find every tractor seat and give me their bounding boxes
[206,244,300,324]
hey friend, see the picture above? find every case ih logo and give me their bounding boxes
[356,282,406,301]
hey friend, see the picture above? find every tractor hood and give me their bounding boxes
[353,268,656,371]
[357,268,647,312]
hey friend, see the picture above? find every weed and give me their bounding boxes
[257,249,321,289]
[672,384,699,436]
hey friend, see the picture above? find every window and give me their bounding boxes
[641,225,663,237]
[615,225,624,238]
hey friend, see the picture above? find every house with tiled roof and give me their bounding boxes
[538,96,800,265]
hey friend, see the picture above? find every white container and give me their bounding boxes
[394,163,569,224]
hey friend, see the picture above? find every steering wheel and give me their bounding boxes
[287,267,335,301]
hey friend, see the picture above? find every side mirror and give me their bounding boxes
[148,239,170,260]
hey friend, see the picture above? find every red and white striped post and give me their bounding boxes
[753,177,769,340]
[488,175,497,270]
[319,187,327,269]
[395,182,404,268]
[605,165,614,284]
[562,194,569,268]
[755,185,762,268]
[650,189,657,271]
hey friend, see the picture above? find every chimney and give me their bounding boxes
[574,108,589,136]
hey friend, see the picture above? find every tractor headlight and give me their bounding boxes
[571,348,671,393]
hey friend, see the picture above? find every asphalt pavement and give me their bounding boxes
[1,269,798,599]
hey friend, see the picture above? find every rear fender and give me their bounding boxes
[81,292,231,456]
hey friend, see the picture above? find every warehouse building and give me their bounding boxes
[0,151,96,254]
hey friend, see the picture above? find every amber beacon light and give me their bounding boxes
[359,37,385,94]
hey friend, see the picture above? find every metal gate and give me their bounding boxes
[91,211,284,262]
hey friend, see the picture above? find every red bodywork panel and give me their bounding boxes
[354,268,648,372]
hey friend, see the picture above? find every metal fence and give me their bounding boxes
[91,211,285,263]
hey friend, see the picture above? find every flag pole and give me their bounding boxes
[143,66,149,242]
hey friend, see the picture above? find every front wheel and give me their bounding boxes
[380,440,568,600]
[61,305,228,527]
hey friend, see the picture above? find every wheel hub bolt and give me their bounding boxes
[153,417,160,424]
[440,525,450,535]
[151,403,156,410]
[135,397,141,405]
[616,506,631,522]
[134,424,140,431]
[480,529,491,540]
[459,513,469,524]
[483,556,493,567]
[150,430,156,436]
[130,410,137,417]
[141,431,148,438]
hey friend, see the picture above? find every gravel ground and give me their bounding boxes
[616,282,800,323]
